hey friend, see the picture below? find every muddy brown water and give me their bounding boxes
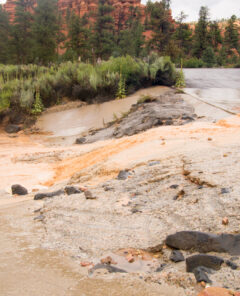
[36,86,169,143]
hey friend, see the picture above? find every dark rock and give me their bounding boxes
[221,188,230,194]
[89,263,127,274]
[75,137,86,144]
[156,263,167,272]
[5,124,21,134]
[198,186,203,189]
[170,250,185,263]
[34,189,64,200]
[170,184,179,189]
[64,186,82,195]
[193,267,212,283]
[34,215,45,221]
[226,260,238,270]
[186,254,224,272]
[148,161,160,166]
[230,257,239,261]
[11,184,28,195]
[165,231,240,255]
[117,170,130,180]
[84,190,96,200]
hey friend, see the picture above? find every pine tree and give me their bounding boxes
[92,0,115,60]
[11,0,33,64]
[118,8,145,57]
[202,46,216,67]
[208,21,222,50]
[146,1,174,55]
[66,13,92,62]
[32,0,59,64]
[0,6,11,63]
[193,6,209,58]
[173,11,192,56]
[224,15,239,54]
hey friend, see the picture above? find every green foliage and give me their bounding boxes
[224,15,239,53]
[137,94,156,104]
[31,89,44,114]
[0,56,176,114]
[32,0,59,64]
[202,46,216,67]
[183,58,204,68]
[175,69,186,88]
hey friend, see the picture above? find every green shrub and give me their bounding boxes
[183,58,204,68]
[175,69,186,88]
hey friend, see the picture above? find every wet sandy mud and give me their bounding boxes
[1,84,240,295]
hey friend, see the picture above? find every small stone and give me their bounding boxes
[75,137,86,144]
[117,170,130,180]
[226,260,238,270]
[148,161,160,166]
[126,254,134,263]
[11,184,28,195]
[221,188,230,194]
[100,256,117,265]
[173,189,185,200]
[80,261,93,267]
[222,217,229,225]
[84,190,96,199]
[208,138,212,141]
[170,250,185,263]
[186,254,224,272]
[193,267,212,283]
[5,124,21,134]
[33,214,45,221]
[64,186,82,195]
[34,189,64,200]
[170,184,179,189]
[155,263,167,272]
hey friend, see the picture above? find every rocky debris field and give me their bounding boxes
[28,144,240,296]
[75,90,196,144]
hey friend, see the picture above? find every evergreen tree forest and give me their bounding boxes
[0,0,239,67]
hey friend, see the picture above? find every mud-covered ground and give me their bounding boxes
[1,87,240,296]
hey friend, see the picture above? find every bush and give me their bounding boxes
[0,56,177,115]
[183,57,204,68]
[202,47,216,68]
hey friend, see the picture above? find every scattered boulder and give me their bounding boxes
[117,170,130,180]
[186,254,224,272]
[155,263,167,272]
[100,256,117,265]
[34,189,64,200]
[84,190,96,200]
[198,287,240,296]
[89,263,127,274]
[170,250,185,263]
[64,186,82,195]
[193,267,212,283]
[33,215,45,221]
[222,217,229,225]
[11,184,28,195]
[5,124,21,134]
[226,260,238,270]
[148,161,160,166]
[170,184,179,189]
[75,137,86,144]
[221,188,230,194]
[165,231,240,255]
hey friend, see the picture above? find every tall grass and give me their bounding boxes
[0,55,177,115]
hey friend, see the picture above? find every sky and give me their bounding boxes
[0,0,239,22]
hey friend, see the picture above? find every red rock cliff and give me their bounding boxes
[3,0,146,27]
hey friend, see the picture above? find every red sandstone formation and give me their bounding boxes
[3,0,146,27]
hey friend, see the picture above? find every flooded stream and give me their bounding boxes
[184,68,240,113]
[36,86,169,142]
